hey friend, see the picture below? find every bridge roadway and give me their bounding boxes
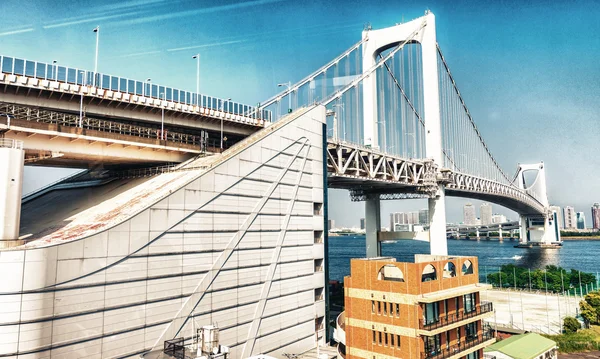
[0,56,268,167]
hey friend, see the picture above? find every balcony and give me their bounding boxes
[420,302,493,330]
[333,312,346,345]
[422,330,495,359]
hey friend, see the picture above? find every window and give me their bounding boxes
[372,330,376,344]
[395,303,400,317]
[466,351,479,359]
[378,301,381,314]
[456,328,461,345]
[372,300,375,313]
[396,335,401,348]
[443,262,457,278]
[390,334,394,347]
[424,302,439,325]
[422,264,437,282]
[445,331,450,350]
[462,260,474,275]
[424,334,441,356]
[383,302,387,315]
[466,322,477,341]
[377,264,405,282]
[378,332,382,345]
[464,293,476,313]
[384,333,388,346]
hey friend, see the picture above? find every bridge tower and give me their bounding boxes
[514,163,560,245]
[362,11,447,256]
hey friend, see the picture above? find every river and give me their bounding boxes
[328,235,600,282]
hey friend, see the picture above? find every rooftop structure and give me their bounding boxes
[336,255,495,359]
[484,332,557,359]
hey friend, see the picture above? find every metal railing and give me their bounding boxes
[0,54,272,122]
[423,330,495,359]
[420,302,493,330]
[0,102,228,150]
[0,138,23,149]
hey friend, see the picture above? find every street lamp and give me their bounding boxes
[277,81,292,113]
[79,71,86,128]
[220,98,231,150]
[52,60,58,81]
[93,26,100,87]
[143,78,151,97]
[192,54,200,105]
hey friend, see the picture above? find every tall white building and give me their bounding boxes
[491,214,507,224]
[480,203,492,225]
[463,203,476,225]
[549,205,563,229]
[564,206,577,229]
[390,211,419,230]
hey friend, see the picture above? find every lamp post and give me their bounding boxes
[277,81,291,113]
[192,54,200,105]
[52,60,58,81]
[220,98,231,150]
[143,78,151,97]
[79,71,86,128]
[93,26,99,87]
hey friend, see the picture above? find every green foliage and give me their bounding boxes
[563,316,581,334]
[561,230,600,237]
[486,264,596,293]
[545,326,600,353]
[580,300,598,325]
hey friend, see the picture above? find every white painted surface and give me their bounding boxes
[0,145,24,241]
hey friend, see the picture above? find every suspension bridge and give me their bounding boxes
[256,11,560,254]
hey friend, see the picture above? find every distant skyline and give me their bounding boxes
[2,0,599,226]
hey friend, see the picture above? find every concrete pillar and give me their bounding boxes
[365,195,381,258]
[498,224,503,242]
[0,139,24,248]
[519,216,528,244]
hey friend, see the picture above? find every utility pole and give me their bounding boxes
[93,26,100,87]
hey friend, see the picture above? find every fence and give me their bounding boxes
[0,54,271,121]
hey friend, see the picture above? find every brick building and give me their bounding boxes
[338,255,495,359]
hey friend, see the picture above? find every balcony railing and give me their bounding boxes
[420,302,493,330]
[423,330,495,359]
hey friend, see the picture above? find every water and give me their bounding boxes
[328,236,600,282]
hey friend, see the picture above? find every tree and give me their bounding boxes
[580,300,598,325]
[563,316,581,334]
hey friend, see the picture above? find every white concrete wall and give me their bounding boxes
[0,145,24,243]
[0,106,326,359]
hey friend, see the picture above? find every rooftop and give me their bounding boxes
[484,333,556,359]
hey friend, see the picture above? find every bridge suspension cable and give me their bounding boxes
[437,44,514,186]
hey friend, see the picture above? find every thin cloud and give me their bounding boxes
[119,0,285,26]
[0,28,34,37]
[92,0,170,13]
[116,50,164,58]
[167,40,246,52]
[43,10,147,29]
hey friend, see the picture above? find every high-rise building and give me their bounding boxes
[328,219,335,231]
[390,211,419,230]
[549,205,563,229]
[480,203,492,225]
[592,203,600,230]
[360,218,366,230]
[491,214,507,224]
[418,209,429,225]
[338,255,495,359]
[576,212,586,229]
[463,203,476,225]
[564,206,576,229]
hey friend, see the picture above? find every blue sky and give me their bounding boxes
[2,0,599,226]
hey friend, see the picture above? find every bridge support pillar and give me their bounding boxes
[498,224,503,242]
[519,216,528,244]
[0,139,24,248]
[428,188,448,255]
[365,195,381,257]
